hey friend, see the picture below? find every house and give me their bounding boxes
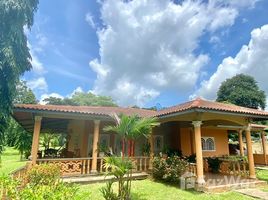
[12,98,268,187]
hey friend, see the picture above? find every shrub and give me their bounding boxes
[152,156,188,182]
[1,175,87,200]
[26,164,61,186]
[185,154,196,163]
[101,156,133,200]
[207,157,222,173]
[100,181,118,200]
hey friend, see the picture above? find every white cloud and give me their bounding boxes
[89,0,256,106]
[27,42,46,75]
[27,77,48,92]
[69,86,84,97]
[85,12,96,29]
[40,93,64,105]
[195,24,268,101]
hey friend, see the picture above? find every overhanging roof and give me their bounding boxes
[12,98,268,133]
[155,98,268,119]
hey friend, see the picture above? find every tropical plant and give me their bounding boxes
[26,164,61,186]
[207,157,222,173]
[104,114,159,157]
[152,156,188,182]
[14,128,32,160]
[3,81,37,159]
[0,174,86,200]
[0,0,39,156]
[101,156,134,200]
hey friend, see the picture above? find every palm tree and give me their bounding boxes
[102,156,134,199]
[104,114,159,158]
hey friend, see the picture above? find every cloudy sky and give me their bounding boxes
[24,0,268,108]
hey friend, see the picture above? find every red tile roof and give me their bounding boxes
[14,98,268,119]
[14,104,156,118]
[156,98,268,117]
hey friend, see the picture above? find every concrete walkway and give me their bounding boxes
[62,172,148,184]
[236,188,268,200]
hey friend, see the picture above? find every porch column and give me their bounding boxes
[245,125,256,179]
[192,121,205,185]
[149,130,154,170]
[31,116,42,165]
[91,120,100,173]
[238,130,244,156]
[82,121,90,157]
[261,131,267,165]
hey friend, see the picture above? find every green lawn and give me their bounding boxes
[1,148,268,199]
[0,147,26,175]
[78,179,254,200]
[256,169,268,182]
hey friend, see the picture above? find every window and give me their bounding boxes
[201,137,215,151]
[154,135,163,153]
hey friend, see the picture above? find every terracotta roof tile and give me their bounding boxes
[14,98,268,119]
[156,98,268,117]
[14,104,156,118]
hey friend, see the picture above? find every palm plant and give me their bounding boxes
[104,114,159,157]
[102,156,134,199]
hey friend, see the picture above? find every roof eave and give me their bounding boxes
[156,107,268,120]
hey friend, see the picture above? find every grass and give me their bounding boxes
[256,168,268,182]
[0,147,26,175]
[78,179,254,200]
[0,147,267,199]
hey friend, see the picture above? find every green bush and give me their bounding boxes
[1,175,89,200]
[152,156,188,182]
[100,181,118,200]
[26,164,61,186]
[185,154,196,163]
[1,164,89,200]
[207,157,222,173]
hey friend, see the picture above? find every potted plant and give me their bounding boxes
[98,143,108,157]
[140,142,150,156]
[207,157,222,173]
[161,145,169,158]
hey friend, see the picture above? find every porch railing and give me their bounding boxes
[186,163,197,176]
[37,156,150,176]
[9,165,28,180]
[218,159,249,177]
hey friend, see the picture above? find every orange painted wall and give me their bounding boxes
[180,127,229,157]
[253,154,268,165]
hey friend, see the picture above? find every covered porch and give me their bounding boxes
[13,105,154,176]
[12,98,268,190]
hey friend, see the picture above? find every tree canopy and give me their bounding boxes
[0,0,39,154]
[5,81,37,158]
[44,92,117,107]
[216,74,266,110]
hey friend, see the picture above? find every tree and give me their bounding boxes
[5,81,37,159]
[217,74,266,110]
[13,80,37,104]
[104,115,159,158]
[14,126,32,160]
[0,0,39,154]
[44,92,117,107]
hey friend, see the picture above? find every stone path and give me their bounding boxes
[236,188,268,200]
[62,172,148,184]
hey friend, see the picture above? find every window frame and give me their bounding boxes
[201,137,216,151]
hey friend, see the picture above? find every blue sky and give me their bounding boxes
[24,0,268,108]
